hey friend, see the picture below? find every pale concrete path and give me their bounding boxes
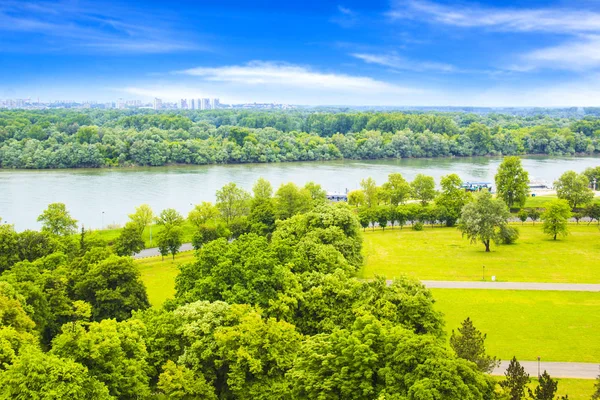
[387,280,600,292]
[133,243,193,259]
[492,360,599,379]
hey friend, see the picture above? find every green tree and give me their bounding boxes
[73,255,150,321]
[554,171,594,210]
[495,156,530,208]
[128,204,154,234]
[347,190,365,208]
[157,361,217,400]
[518,209,529,225]
[51,319,150,399]
[0,224,19,273]
[458,190,510,252]
[411,173,437,205]
[157,225,183,260]
[274,182,312,220]
[450,317,499,373]
[303,181,327,203]
[37,203,78,236]
[16,230,55,262]
[156,208,184,227]
[435,173,471,226]
[188,202,220,228]
[376,206,389,230]
[252,177,273,200]
[592,367,600,400]
[360,177,379,208]
[216,183,251,225]
[114,221,145,256]
[585,203,600,225]
[500,357,530,400]
[542,200,572,240]
[529,208,541,225]
[380,172,412,206]
[529,370,559,400]
[0,350,112,399]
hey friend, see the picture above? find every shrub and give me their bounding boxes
[497,225,519,244]
[412,221,424,231]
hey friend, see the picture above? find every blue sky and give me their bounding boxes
[3,0,600,106]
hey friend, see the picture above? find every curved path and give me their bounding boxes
[493,361,599,379]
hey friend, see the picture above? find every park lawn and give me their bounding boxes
[135,250,195,306]
[523,194,600,209]
[433,289,600,363]
[361,224,600,283]
[93,221,196,248]
[491,377,597,400]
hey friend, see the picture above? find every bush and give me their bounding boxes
[412,221,424,231]
[497,225,519,244]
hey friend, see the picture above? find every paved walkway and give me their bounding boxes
[418,280,600,292]
[133,243,194,259]
[492,360,599,379]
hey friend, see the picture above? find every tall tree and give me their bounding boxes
[128,204,154,234]
[347,190,365,208]
[450,317,499,373]
[495,156,530,208]
[114,221,145,256]
[529,370,558,400]
[436,173,471,226]
[156,208,185,227]
[458,190,510,252]
[215,183,251,225]
[554,171,594,210]
[188,202,220,228]
[360,177,379,208]
[380,173,412,206]
[411,174,436,205]
[500,357,530,400]
[37,203,78,236]
[274,182,312,220]
[541,200,571,240]
[157,225,183,259]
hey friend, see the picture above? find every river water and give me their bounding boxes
[1,156,598,231]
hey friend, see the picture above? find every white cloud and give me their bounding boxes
[177,61,420,94]
[0,0,200,53]
[519,35,600,71]
[351,52,455,72]
[390,0,600,34]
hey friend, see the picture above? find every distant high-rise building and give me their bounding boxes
[179,99,188,109]
[201,98,211,110]
[153,98,162,110]
[190,99,195,110]
[117,98,125,109]
[211,98,220,109]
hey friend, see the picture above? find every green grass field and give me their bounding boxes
[93,222,197,248]
[522,194,600,209]
[491,377,597,400]
[361,224,600,283]
[433,289,600,363]
[136,250,195,306]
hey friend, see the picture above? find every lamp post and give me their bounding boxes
[537,356,541,379]
[482,265,485,281]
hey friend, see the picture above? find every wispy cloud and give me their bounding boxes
[177,61,419,93]
[331,5,359,28]
[351,52,455,73]
[389,0,600,34]
[516,35,600,71]
[0,0,201,54]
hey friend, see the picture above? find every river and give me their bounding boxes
[1,156,598,231]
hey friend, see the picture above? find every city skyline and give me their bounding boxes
[4,1,600,106]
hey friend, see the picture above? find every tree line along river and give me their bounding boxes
[1,156,599,231]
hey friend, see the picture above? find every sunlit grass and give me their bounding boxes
[361,224,600,283]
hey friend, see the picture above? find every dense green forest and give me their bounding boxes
[1,109,600,169]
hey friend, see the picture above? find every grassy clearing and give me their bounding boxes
[491,376,597,400]
[135,250,195,306]
[522,194,600,209]
[361,224,600,283]
[433,289,600,363]
[93,222,196,248]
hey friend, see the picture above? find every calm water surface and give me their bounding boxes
[1,156,599,231]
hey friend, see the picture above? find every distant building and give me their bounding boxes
[153,98,162,110]
[179,99,188,109]
[211,98,220,109]
[201,98,211,110]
